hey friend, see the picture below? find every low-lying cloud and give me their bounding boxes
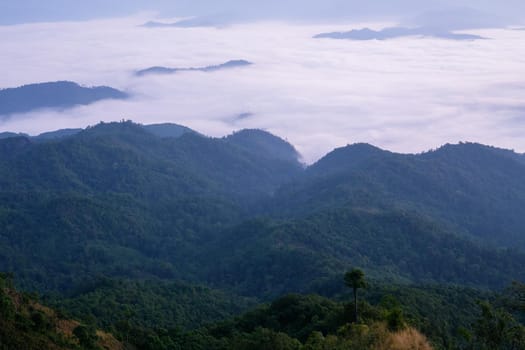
[1,16,525,163]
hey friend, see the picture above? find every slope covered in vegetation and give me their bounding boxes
[0,273,122,350]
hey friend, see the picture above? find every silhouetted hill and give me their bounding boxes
[314,27,485,41]
[0,81,128,118]
[141,15,233,28]
[135,60,252,76]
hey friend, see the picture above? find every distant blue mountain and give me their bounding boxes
[0,132,28,139]
[142,21,184,28]
[0,81,128,118]
[135,60,253,77]
[314,27,486,41]
[33,128,83,141]
[141,15,232,28]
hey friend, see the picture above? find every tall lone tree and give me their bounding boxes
[345,268,367,323]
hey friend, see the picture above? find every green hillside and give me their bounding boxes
[272,142,525,248]
[1,121,525,349]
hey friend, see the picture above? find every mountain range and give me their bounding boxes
[2,120,525,348]
[1,121,525,296]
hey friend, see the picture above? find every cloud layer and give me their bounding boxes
[1,17,525,163]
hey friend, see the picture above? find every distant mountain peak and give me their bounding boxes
[79,120,156,141]
[307,143,389,176]
[427,141,514,155]
[0,131,29,139]
[225,128,301,163]
[141,15,233,28]
[0,122,198,144]
[34,128,83,141]
[423,141,523,164]
[135,60,253,77]
[314,27,486,41]
[0,81,128,118]
[319,142,387,160]
[143,123,197,138]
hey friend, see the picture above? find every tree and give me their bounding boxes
[73,324,99,349]
[344,269,367,323]
[504,281,525,313]
[470,301,525,350]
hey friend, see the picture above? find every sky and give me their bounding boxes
[1,2,525,163]
[2,0,525,24]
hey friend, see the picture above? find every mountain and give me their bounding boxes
[1,122,525,301]
[2,122,525,349]
[0,131,28,139]
[314,27,485,41]
[135,60,253,77]
[142,20,183,28]
[143,123,197,138]
[0,121,303,292]
[33,128,83,141]
[270,142,525,248]
[201,207,525,297]
[225,129,301,163]
[141,15,232,28]
[0,81,128,118]
[0,121,301,204]
[0,123,195,142]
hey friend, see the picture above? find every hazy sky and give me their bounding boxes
[1,3,525,162]
[1,0,525,25]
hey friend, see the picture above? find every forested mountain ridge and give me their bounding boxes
[271,141,525,248]
[0,121,303,292]
[0,121,302,199]
[201,207,525,298]
[2,121,525,349]
[1,121,525,297]
[0,123,195,141]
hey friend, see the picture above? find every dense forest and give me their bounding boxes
[1,120,525,349]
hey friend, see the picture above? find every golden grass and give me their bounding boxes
[376,327,434,350]
[97,330,126,350]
